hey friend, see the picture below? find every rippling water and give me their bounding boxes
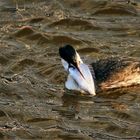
[0,0,140,139]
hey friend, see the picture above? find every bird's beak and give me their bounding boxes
[73,62,85,79]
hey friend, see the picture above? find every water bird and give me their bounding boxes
[59,45,140,95]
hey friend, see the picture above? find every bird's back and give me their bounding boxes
[91,57,140,90]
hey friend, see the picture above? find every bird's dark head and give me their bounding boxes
[59,45,76,67]
[59,45,84,78]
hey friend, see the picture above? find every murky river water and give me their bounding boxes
[0,0,140,139]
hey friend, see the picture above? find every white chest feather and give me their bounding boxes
[68,63,96,95]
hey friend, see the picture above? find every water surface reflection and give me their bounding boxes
[0,0,140,139]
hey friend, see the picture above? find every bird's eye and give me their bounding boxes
[73,59,76,63]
